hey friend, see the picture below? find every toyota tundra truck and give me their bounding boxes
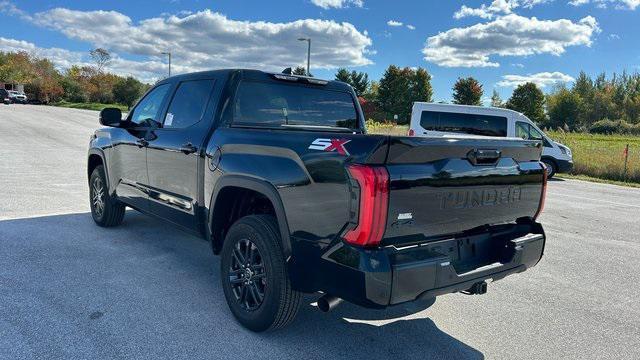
[87,69,547,332]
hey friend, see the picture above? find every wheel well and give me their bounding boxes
[210,186,277,254]
[88,154,103,180]
[541,156,557,168]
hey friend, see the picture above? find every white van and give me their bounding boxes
[408,103,573,177]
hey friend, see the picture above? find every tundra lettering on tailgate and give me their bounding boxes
[437,187,522,210]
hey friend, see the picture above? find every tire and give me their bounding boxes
[541,159,556,178]
[89,165,125,227]
[220,215,301,332]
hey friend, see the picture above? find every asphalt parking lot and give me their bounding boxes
[1,105,640,359]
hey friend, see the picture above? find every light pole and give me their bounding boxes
[161,51,171,77]
[297,38,311,76]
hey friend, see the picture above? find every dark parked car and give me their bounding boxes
[87,69,548,332]
[0,89,10,104]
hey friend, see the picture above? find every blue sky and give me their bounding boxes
[0,0,639,102]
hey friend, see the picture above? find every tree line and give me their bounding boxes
[3,48,639,134]
[335,66,640,134]
[0,49,148,108]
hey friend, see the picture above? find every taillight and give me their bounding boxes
[408,129,415,137]
[534,164,548,220]
[343,164,389,247]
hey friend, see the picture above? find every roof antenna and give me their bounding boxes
[282,67,293,75]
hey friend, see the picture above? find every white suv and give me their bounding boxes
[8,90,28,104]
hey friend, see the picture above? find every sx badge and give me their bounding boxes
[308,138,351,156]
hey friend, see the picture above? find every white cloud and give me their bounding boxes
[310,0,364,9]
[453,0,552,20]
[387,20,403,26]
[497,71,575,87]
[570,0,640,9]
[406,24,416,30]
[22,8,372,74]
[423,14,600,67]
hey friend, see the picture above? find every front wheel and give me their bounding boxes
[542,159,556,178]
[220,215,301,332]
[89,165,125,227]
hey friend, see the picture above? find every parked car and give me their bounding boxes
[7,90,28,104]
[408,103,573,177]
[88,69,548,332]
[0,89,10,104]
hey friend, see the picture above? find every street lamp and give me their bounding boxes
[161,52,171,77]
[297,38,311,76]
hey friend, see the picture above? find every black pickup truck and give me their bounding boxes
[88,69,547,332]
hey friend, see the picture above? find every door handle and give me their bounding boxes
[136,138,149,147]
[179,143,198,154]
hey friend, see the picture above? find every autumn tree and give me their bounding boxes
[452,77,483,106]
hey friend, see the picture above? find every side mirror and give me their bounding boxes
[99,107,122,127]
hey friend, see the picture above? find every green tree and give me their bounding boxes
[292,66,307,76]
[547,86,581,129]
[490,89,503,107]
[377,65,410,123]
[113,76,144,109]
[335,68,351,83]
[452,77,483,105]
[506,82,546,124]
[410,67,433,104]
[333,68,369,96]
[377,65,432,124]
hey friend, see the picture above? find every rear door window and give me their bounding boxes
[233,81,358,129]
[420,111,507,137]
[163,80,215,129]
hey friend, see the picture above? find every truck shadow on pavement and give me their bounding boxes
[0,211,484,360]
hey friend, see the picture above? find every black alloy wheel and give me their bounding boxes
[228,238,267,311]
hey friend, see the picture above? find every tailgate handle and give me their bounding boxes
[467,149,501,165]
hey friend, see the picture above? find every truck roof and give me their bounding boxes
[160,69,352,93]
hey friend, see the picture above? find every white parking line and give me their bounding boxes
[549,192,640,209]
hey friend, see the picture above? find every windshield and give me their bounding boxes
[233,81,359,130]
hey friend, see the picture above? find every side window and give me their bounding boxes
[129,84,170,126]
[529,126,543,141]
[421,111,507,136]
[420,111,439,130]
[164,80,215,129]
[516,122,530,139]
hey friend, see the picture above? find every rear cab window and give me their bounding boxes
[420,111,507,137]
[232,80,360,131]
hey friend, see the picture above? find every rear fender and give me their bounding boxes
[207,175,292,258]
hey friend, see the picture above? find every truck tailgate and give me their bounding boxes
[381,136,544,246]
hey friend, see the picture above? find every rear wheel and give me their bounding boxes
[89,165,125,227]
[220,215,301,332]
[541,158,556,178]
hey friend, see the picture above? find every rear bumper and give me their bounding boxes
[306,222,545,308]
